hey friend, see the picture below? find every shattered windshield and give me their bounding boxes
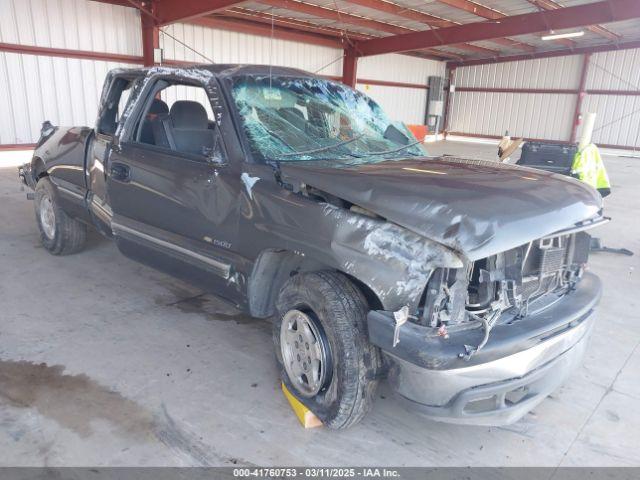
[230,75,428,164]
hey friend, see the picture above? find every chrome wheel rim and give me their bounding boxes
[39,195,56,239]
[280,309,330,397]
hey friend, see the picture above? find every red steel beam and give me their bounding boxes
[258,0,498,56]
[438,0,560,48]
[527,0,620,41]
[155,0,249,25]
[141,1,159,66]
[570,53,591,143]
[217,9,461,60]
[355,0,640,57]
[188,16,345,48]
[342,47,358,87]
[220,8,370,40]
[0,42,143,64]
[587,89,640,96]
[0,143,38,151]
[454,86,640,96]
[448,39,640,67]
[455,86,579,94]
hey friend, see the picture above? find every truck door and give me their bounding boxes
[88,73,142,234]
[106,75,246,303]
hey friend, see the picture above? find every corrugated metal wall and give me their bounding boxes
[357,54,445,124]
[448,50,640,148]
[580,49,640,148]
[0,0,444,145]
[0,0,142,145]
[448,56,582,141]
[0,0,141,55]
[161,25,445,125]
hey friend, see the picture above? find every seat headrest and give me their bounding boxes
[170,101,208,129]
[148,98,169,115]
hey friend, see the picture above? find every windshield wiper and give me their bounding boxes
[280,134,364,157]
[362,140,424,157]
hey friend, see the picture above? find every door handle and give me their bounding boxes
[110,163,131,182]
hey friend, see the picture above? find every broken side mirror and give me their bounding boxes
[384,124,411,145]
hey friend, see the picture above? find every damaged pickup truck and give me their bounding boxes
[19,65,605,429]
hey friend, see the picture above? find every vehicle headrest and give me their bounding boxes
[148,98,169,115]
[170,101,208,129]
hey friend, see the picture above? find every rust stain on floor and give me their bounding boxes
[0,359,154,439]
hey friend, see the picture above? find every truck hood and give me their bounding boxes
[280,156,603,260]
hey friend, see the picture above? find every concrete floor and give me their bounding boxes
[0,140,638,467]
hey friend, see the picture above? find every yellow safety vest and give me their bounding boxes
[571,143,611,197]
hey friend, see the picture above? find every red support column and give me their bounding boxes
[141,2,159,66]
[342,47,358,88]
[570,53,591,143]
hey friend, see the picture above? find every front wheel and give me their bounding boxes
[274,271,381,429]
[34,178,87,255]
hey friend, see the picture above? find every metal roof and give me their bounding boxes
[113,0,640,64]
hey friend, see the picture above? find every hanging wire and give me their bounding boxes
[269,6,275,89]
[588,59,640,91]
[583,57,640,153]
[159,28,215,64]
[314,54,345,74]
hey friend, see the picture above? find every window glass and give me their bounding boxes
[229,75,427,166]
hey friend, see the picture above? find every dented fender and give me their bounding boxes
[238,172,464,312]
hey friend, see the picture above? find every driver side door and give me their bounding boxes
[107,75,246,303]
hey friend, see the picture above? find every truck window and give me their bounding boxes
[97,77,137,136]
[133,82,222,160]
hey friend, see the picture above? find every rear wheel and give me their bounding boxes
[34,178,87,255]
[274,271,381,429]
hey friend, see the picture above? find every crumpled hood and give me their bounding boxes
[280,156,603,260]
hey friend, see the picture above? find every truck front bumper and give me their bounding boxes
[367,272,601,425]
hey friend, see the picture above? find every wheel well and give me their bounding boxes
[247,249,383,318]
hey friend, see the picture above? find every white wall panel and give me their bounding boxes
[161,23,443,124]
[0,0,141,55]
[448,91,576,141]
[0,51,140,144]
[581,94,640,148]
[357,84,427,125]
[0,1,444,144]
[450,54,584,141]
[455,55,583,90]
[160,23,344,76]
[587,48,640,91]
[358,54,445,85]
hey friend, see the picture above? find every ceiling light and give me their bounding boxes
[541,30,585,40]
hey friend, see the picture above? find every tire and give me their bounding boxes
[34,177,87,255]
[274,271,381,429]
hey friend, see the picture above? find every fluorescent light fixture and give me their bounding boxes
[541,30,585,41]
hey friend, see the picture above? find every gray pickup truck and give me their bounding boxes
[19,64,605,429]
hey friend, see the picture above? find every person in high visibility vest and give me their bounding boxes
[571,143,611,197]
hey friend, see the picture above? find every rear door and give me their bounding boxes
[87,72,143,234]
[106,74,246,302]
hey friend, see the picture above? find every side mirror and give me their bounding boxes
[383,124,410,145]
